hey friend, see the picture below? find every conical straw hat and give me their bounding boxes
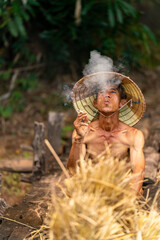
[72,72,146,126]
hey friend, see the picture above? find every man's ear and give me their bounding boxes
[119,99,127,107]
[93,99,97,107]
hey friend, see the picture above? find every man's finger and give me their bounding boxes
[78,112,87,118]
[77,115,88,123]
[79,123,88,127]
[75,122,88,128]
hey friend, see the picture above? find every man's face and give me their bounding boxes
[94,85,121,114]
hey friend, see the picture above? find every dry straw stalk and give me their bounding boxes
[28,147,160,240]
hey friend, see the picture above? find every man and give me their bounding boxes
[67,72,145,194]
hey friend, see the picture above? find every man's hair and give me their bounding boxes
[118,84,127,100]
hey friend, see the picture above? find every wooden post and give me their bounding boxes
[32,112,64,178]
[32,122,46,180]
[47,112,64,153]
[45,112,64,173]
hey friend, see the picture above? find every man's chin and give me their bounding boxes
[100,110,115,116]
[101,107,115,113]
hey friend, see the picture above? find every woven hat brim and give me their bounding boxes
[72,72,146,126]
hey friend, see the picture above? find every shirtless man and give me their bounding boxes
[67,73,145,194]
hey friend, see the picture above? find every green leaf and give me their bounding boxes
[118,0,137,17]
[82,1,95,15]
[141,24,157,43]
[108,3,115,27]
[27,0,40,7]
[114,2,123,24]
[20,9,30,21]
[15,15,26,36]
[7,19,18,37]
[25,4,35,17]
[0,21,7,28]
[142,32,150,55]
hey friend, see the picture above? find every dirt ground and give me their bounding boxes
[0,68,159,207]
[0,81,75,206]
[0,69,159,239]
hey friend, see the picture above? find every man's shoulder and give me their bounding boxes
[89,120,99,128]
[119,121,142,134]
[119,122,144,144]
[119,121,134,132]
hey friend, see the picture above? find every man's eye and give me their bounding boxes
[111,90,116,93]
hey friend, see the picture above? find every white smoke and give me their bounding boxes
[62,84,74,106]
[83,50,115,75]
[82,50,122,94]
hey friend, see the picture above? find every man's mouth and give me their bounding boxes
[104,100,110,104]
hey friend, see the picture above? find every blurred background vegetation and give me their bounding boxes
[0,0,160,206]
[0,0,160,118]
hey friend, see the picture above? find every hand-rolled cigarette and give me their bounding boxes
[77,109,83,113]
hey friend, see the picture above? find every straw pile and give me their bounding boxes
[28,147,160,239]
[48,148,160,240]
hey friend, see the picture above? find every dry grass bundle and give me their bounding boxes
[47,148,160,240]
[28,147,160,240]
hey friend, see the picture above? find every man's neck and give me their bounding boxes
[99,112,119,132]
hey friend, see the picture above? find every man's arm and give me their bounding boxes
[67,111,89,174]
[67,130,86,174]
[130,129,145,194]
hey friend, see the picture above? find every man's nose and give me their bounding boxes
[105,94,111,99]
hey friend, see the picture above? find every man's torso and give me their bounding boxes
[82,120,137,160]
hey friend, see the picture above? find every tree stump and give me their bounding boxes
[48,112,64,153]
[32,122,46,180]
[32,112,64,179]
[45,112,64,173]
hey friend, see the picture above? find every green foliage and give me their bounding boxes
[0,73,39,118]
[22,151,33,158]
[61,125,74,138]
[1,172,21,195]
[28,0,157,67]
[107,0,137,27]
[0,0,158,118]
[0,0,39,38]
[0,0,38,69]
[0,72,11,80]
[1,171,31,196]
[0,105,12,119]
[17,73,38,91]
[10,90,25,112]
[0,0,159,75]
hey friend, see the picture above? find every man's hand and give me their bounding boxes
[67,111,88,173]
[74,111,89,138]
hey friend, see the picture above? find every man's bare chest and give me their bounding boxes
[85,129,129,144]
[84,129,130,157]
